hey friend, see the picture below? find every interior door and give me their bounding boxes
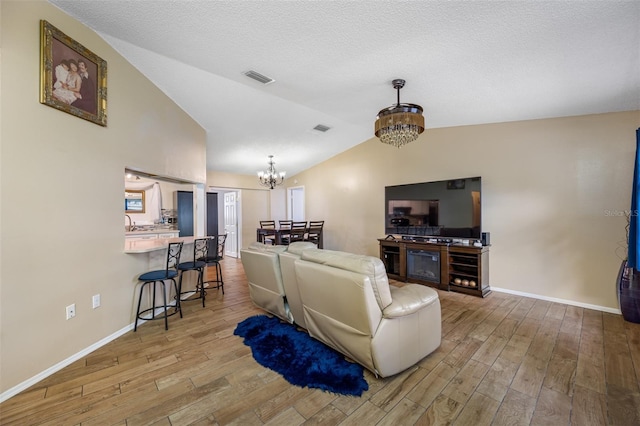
[206,192,218,236]
[176,190,194,237]
[224,192,238,257]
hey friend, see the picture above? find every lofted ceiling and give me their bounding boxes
[50,0,640,177]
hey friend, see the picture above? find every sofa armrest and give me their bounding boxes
[383,285,439,318]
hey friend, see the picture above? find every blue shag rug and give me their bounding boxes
[234,315,368,396]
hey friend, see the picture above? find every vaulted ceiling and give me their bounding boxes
[50,0,640,176]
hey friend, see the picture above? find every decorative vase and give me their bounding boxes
[617,259,640,323]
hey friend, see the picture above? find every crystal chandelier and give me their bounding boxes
[257,155,286,189]
[374,79,425,148]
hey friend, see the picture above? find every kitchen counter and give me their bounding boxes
[125,228,180,242]
[124,236,196,253]
[125,228,178,235]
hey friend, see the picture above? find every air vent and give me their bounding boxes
[313,124,331,132]
[243,70,275,85]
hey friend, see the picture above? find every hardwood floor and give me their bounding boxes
[2,257,640,425]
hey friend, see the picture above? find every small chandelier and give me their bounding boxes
[257,155,286,189]
[374,79,425,148]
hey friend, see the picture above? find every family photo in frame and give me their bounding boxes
[39,20,107,126]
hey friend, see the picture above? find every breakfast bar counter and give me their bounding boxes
[124,236,196,254]
[125,237,201,305]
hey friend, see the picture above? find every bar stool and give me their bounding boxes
[199,234,227,294]
[177,238,209,307]
[134,241,183,331]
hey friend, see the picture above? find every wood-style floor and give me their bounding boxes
[2,258,640,425]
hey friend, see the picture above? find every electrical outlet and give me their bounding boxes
[92,294,101,309]
[66,304,76,320]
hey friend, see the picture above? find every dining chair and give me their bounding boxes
[306,220,324,246]
[279,220,292,244]
[279,220,293,230]
[134,241,184,331]
[283,221,307,245]
[259,220,276,245]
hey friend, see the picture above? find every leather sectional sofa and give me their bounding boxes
[240,241,442,378]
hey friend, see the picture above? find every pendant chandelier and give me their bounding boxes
[374,79,425,148]
[257,155,286,189]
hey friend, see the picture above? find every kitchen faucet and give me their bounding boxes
[125,214,133,231]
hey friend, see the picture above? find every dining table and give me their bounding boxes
[256,226,323,249]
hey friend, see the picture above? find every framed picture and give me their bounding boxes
[125,190,146,213]
[40,20,107,126]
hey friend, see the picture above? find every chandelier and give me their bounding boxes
[257,155,286,189]
[374,79,425,148]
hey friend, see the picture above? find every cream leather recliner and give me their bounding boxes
[294,249,441,378]
[240,242,291,322]
[278,241,317,329]
[240,241,317,325]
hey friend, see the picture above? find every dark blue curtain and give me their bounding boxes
[628,128,640,269]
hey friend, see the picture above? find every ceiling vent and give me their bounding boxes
[313,124,331,132]
[243,70,275,85]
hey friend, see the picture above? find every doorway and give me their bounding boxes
[287,186,305,221]
[206,189,240,258]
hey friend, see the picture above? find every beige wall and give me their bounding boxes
[0,1,206,396]
[290,111,640,311]
[156,181,194,211]
[207,170,263,190]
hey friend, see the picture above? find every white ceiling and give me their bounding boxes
[50,0,640,176]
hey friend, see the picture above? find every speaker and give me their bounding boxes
[481,232,490,246]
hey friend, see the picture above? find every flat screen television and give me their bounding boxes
[385,177,481,239]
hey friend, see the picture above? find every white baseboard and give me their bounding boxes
[0,323,134,403]
[491,286,622,315]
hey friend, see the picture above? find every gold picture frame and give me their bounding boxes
[40,20,107,126]
[125,190,146,213]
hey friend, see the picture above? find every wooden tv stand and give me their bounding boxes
[378,237,490,297]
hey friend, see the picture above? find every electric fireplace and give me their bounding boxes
[407,249,440,283]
